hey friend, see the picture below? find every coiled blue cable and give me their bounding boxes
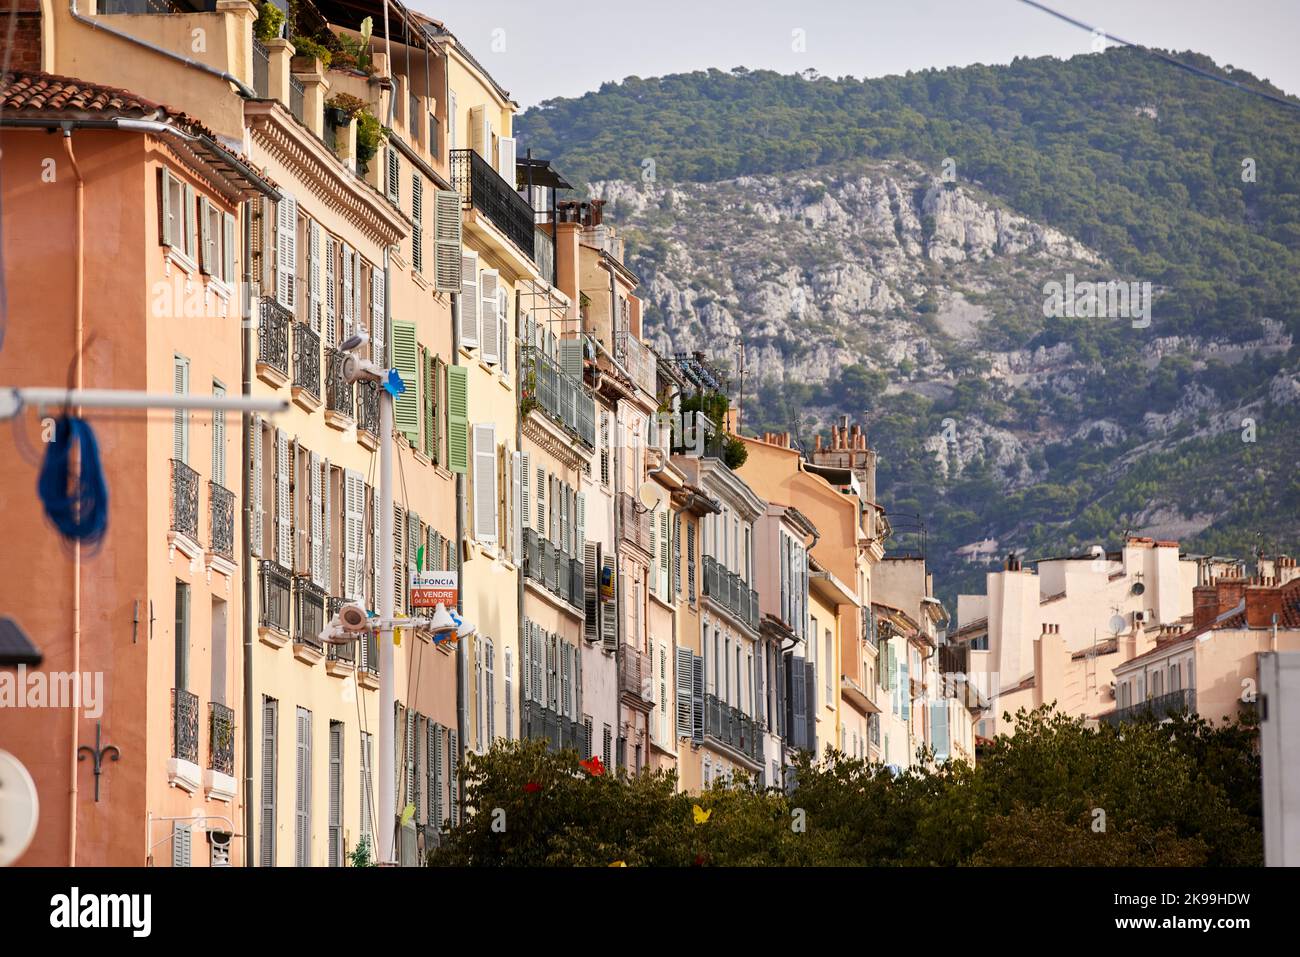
[37,415,109,546]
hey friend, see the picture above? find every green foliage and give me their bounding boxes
[254,2,284,43]
[348,835,376,867]
[290,35,332,70]
[325,94,387,165]
[429,708,1261,866]
[331,23,374,74]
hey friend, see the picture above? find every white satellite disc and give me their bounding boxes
[0,750,39,866]
[1109,614,1127,636]
[637,481,666,513]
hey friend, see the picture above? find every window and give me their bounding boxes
[211,381,226,486]
[174,580,190,691]
[505,648,514,740]
[260,697,278,867]
[474,640,483,748]
[172,355,189,463]
[485,639,496,742]
[359,730,374,847]
[411,173,423,273]
[328,721,344,867]
[295,706,312,867]
[448,91,457,150]
[199,198,234,283]
[602,723,612,771]
[825,628,833,704]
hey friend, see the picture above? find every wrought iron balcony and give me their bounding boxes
[520,700,588,756]
[259,560,292,633]
[258,297,291,378]
[293,322,320,399]
[293,577,327,648]
[290,74,305,124]
[325,347,354,419]
[450,148,535,262]
[356,378,380,437]
[208,701,235,775]
[1101,688,1196,726]
[703,693,762,763]
[618,492,652,555]
[618,648,654,704]
[252,38,270,98]
[172,688,199,764]
[170,459,200,543]
[522,345,595,447]
[701,555,758,630]
[357,628,379,675]
[534,227,556,286]
[208,482,234,560]
[614,329,657,397]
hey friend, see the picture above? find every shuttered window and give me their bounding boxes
[172,355,189,463]
[211,382,226,486]
[275,192,297,310]
[159,168,182,249]
[172,823,192,867]
[260,696,277,866]
[370,265,385,367]
[295,706,312,867]
[359,730,374,847]
[222,212,235,284]
[182,184,196,261]
[504,648,513,741]
[344,470,365,600]
[198,195,212,273]
[411,174,424,274]
[328,721,343,866]
[275,431,291,566]
[480,269,500,364]
[324,237,337,346]
[308,220,322,333]
[459,252,479,348]
[472,424,498,544]
[446,365,468,474]
[434,189,462,292]
[392,320,420,444]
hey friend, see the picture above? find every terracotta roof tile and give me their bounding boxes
[0,71,215,139]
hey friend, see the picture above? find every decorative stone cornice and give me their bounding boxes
[523,408,591,472]
[246,100,409,249]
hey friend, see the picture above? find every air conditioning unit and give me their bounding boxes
[1134,611,1146,624]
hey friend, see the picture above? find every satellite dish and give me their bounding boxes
[637,481,666,513]
[1130,581,1146,596]
[0,750,39,866]
[1109,614,1127,635]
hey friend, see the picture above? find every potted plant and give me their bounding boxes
[254,2,285,43]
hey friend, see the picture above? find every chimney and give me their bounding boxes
[1193,584,1218,629]
[1245,582,1286,628]
[1005,552,1021,572]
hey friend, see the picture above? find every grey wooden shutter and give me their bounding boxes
[370,267,385,367]
[404,707,416,810]
[198,196,212,273]
[805,660,817,755]
[172,822,192,867]
[223,212,235,283]
[308,220,322,333]
[275,430,291,566]
[309,451,323,586]
[172,355,189,463]
[324,237,336,346]
[676,646,694,739]
[434,189,463,293]
[359,731,373,845]
[328,722,343,866]
[600,557,618,652]
[295,707,311,866]
[786,656,805,750]
[411,174,423,273]
[160,169,174,247]
[260,697,277,867]
[249,416,263,556]
[448,730,459,825]
[459,252,479,348]
[276,192,296,310]
[583,542,600,643]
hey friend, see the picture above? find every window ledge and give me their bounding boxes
[167,758,202,793]
[203,769,237,803]
[168,531,203,563]
[325,657,355,678]
[165,248,199,276]
[358,669,380,691]
[293,641,325,666]
[258,625,289,649]
[324,410,355,432]
[256,363,289,390]
[291,387,322,414]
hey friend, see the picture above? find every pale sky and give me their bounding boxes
[407,0,1300,108]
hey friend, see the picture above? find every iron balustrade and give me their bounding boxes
[252,39,270,98]
[618,648,653,703]
[293,577,327,648]
[356,378,380,436]
[208,702,235,775]
[172,689,199,763]
[289,74,305,123]
[615,329,657,396]
[325,347,354,418]
[522,346,596,447]
[358,628,379,675]
[523,529,584,611]
[700,556,758,630]
[170,459,201,543]
[208,482,235,559]
[1101,688,1196,726]
[293,322,320,399]
[703,693,763,763]
[258,297,291,378]
[325,599,356,663]
[520,700,588,755]
[449,149,535,261]
[259,560,292,633]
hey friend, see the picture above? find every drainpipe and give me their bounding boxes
[67,0,257,99]
[450,285,467,810]
[60,126,84,868]
[240,201,255,866]
[515,293,524,740]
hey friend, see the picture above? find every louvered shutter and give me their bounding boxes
[521,620,533,705]
[309,451,323,586]
[469,104,488,159]
[295,707,311,867]
[672,513,681,597]
[322,459,333,592]
[421,349,434,457]
[160,169,174,247]
[511,451,523,562]
[172,355,189,463]
[459,252,479,348]
[276,193,296,310]
[341,244,354,338]
[405,708,416,810]
[691,654,704,744]
[324,238,337,346]
[676,646,694,739]
[472,424,498,544]
[805,660,818,754]
[393,507,405,614]
[359,732,373,844]
[307,220,321,333]
[497,136,516,180]
[211,385,226,486]
[576,491,586,549]
[197,196,212,273]
[431,356,444,465]
[392,320,420,443]
[600,558,618,652]
[583,542,600,643]
[249,418,264,556]
[353,251,362,336]
[532,626,544,706]
[480,269,499,364]
[172,822,192,867]
[446,366,468,473]
[343,470,364,600]
[406,513,420,614]
[183,183,196,260]
[370,267,385,367]
[687,523,697,602]
[534,467,545,536]
[432,725,444,827]
[260,698,276,866]
[387,147,400,203]
[434,189,462,292]
[411,174,423,273]
[223,212,235,283]
[447,730,459,825]
[560,338,583,383]
[519,451,531,531]
[787,656,806,750]
[328,722,343,866]
[275,431,290,566]
[505,648,514,740]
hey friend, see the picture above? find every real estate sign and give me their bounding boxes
[411,571,457,609]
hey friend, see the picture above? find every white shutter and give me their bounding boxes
[198,196,212,274]
[172,355,189,463]
[469,104,488,160]
[321,458,332,593]
[459,252,479,348]
[276,192,297,310]
[341,244,354,338]
[183,184,196,260]
[324,237,336,346]
[411,175,424,274]
[308,220,322,333]
[370,268,385,367]
[472,424,498,544]
[511,450,523,563]
[211,384,226,487]
[535,466,545,535]
[497,136,516,181]
[659,511,670,597]
[370,486,381,609]
[353,251,362,336]
[276,430,291,566]
[310,451,323,586]
[249,417,264,557]
[434,190,462,293]
[345,470,364,600]
[480,269,499,364]
[223,212,235,283]
[576,492,586,548]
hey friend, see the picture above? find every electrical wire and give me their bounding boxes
[1016,0,1300,113]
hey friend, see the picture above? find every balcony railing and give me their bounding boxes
[356,378,380,437]
[259,560,292,633]
[357,627,379,675]
[701,555,759,630]
[208,482,234,560]
[290,74,305,123]
[450,149,535,262]
[1101,688,1196,727]
[258,297,291,378]
[325,347,354,419]
[534,227,555,286]
[170,459,200,542]
[208,702,235,775]
[618,648,654,704]
[703,693,763,764]
[618,492,652,555]
[252,38,270,99]
[293,577,327,649]
[292,322,320,399]
[522,529,584,611]
[520,700,588,756]
[615,329,656,396]
[522,345,595,447]
[172,688,199,764]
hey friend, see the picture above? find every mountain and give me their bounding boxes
[516,48,1300,612]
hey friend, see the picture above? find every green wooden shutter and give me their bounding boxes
[392,320,420,443]
[446,365,468,474]
[422,349,435,458]
[432,356,444,466]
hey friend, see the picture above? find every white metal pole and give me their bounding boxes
[1,387,287,415]
[377,387,397,866]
